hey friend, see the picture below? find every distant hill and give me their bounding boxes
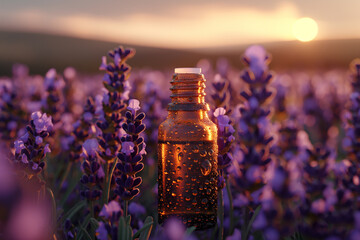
[0,30,359,76]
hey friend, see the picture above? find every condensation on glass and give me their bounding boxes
[158,68,218,230]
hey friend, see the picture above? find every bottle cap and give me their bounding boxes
[175,68,202,74]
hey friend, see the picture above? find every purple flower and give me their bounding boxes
[14,140,25,154]
[245,165,262,183]
[217,115,230,132]
[252,210,267,230]
[243,45,268,78]
[82,139,98,157]
[83,112,93,122]
[31,112,53,133]
[311,199,326,213]
[270,167,286,192]
[13,111,53,179]
[35,136,43,145]
[96,222,108,240]
[214,107,226,117]
[164,218,186,240]
[21,154,28,164]
[44,144,51,154]
[226,229,241,240]
[139,142,147,155]
[99,56,107,70]
[264,228,279,240]
[99,200,122,219]
[128,202,146,216]
[121,141,134,156]
[127,99,140,116]
[114,53,121,66]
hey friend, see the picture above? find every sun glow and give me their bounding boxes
[292,17,318,42]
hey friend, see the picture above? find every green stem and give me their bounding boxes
[102,161,109,205]
[59,161,73,190]
[90,201,94,219]
[226,178,235,236]
[103,158,118,205]
[241,206,249,240]
[218,189,224,240]
[124,200,128,217]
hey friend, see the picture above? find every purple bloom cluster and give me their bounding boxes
[115,99,146,201]
[343,60,360,194]
[96,200,123,240]
[41,68,65,125]
[299,146,354,239]
[211,74,230,112]
[3,42,360,240]
[214,107,235,189]
[80,138,104,201]
[13,111,52,180]
[235,45,274,199]
[0,80,27,144]
[96,46,135,162]
[70,97,97,162]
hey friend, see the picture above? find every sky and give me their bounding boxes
[0,0,359,49]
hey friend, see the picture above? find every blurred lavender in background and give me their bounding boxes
[0,43,360,240]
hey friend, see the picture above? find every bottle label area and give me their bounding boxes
[158,140,218,229]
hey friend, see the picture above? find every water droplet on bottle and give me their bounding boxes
[177,166,181,171]
[177,176,183,182]
[200,160,212,176]
[172,193,176,197]
[178,152,183,162]
[176,147,181,152]
[192,145,199,153]
[192,190,198,196]
[200,150,207,157]
[201,198,208,204]
[185,197,191,201]
[192,200,197,206]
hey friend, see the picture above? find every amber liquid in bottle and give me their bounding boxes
[158,68,218,230]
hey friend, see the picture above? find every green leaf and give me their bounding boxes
[246,205,262,239]
[79,225,93,240]
[132,216,154,240]
[125,213,131,226]
[62,200,86,222]
[89,218,100,231]
[119,217,126,240]
[46,187,57,225]
[185,226,196,237]
[76,214,91,240]
[59,174,80,207]
[117,216,133,240]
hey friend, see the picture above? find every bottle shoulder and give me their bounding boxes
[158,116,217,142]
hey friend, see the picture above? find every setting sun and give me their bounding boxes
[292,17,318,42]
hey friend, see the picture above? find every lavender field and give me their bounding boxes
[0,43,360,240]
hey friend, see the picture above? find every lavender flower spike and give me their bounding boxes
[31,111,53,133]
[115,98,146,201]
[214,107,235,189]
[13,111,53,180]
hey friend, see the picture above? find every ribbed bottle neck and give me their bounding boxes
[168,73,209,111]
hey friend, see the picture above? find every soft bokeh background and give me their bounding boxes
[0,0,360,74]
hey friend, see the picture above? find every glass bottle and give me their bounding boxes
[158,67,218,230]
